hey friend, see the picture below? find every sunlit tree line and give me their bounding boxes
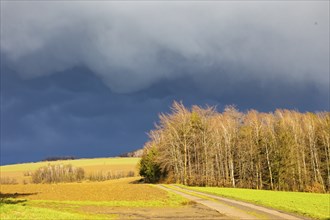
[140,102,330,192]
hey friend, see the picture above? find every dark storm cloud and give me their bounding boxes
[1,2,329,164]
[1,67,160,164]
[1,1,329,92]
[1,65,327,164]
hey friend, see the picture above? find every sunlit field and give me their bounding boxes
[1,157,140,183]
[0,158,189,219]
[181,185,330,219]
[1,157,329,219]
[1,178,188,220]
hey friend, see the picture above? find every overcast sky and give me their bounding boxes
[1,1,329,165]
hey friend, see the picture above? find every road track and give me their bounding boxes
[157,185,309,220]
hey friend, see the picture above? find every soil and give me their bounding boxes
[0,178,168,201]
[80,203,227,219]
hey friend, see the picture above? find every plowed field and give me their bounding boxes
[1,178,167,201]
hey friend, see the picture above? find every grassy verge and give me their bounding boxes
[0,200,115,220]
[162,184,219,202]
[179,185,330,220]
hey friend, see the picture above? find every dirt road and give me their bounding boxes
[157,185,309,220]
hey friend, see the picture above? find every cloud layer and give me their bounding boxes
[1,2,329,164]
[2,65,327,164]
[2,1,329,93]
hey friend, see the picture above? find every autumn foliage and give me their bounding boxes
[140,102,330,192]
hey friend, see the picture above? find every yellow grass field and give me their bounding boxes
[0,158,197,219]
[1,178,168,201]
[1,177,191,219]
[1,157,140,183]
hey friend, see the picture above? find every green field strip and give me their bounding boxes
[178,185,329,220]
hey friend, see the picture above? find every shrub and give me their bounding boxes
[305,182,325,193]
[139,146,164,183]
[127,171,135,177]
[23,171,33,176]
[0,177,18,185]
[87,170,135,182]
[32,164,85,184]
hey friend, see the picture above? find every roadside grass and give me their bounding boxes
[162,184,219,202]
[179,185,330,220]
[0,200,116,220]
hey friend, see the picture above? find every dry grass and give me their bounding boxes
[0,157,139,183]
[0,158,197,219]
[1,157,140,171]
[0,177,192,219]
[0,177,167,201]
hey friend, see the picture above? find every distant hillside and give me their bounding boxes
[0,157,140,184]
[42,156,77,161]
[119,149,143,157]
